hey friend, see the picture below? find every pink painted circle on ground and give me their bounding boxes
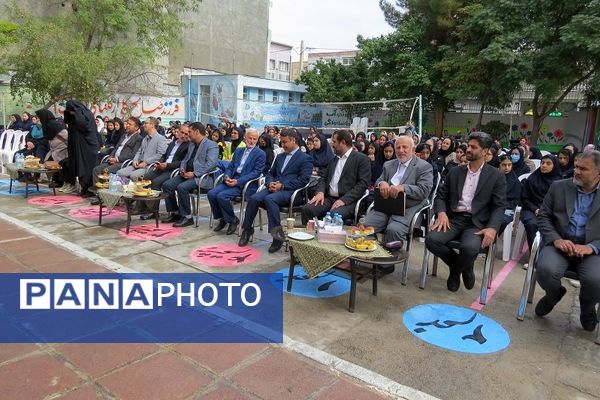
[190,244,261,267]
[68,206,126,220]
[28,195,83,207]
[119,223,183,241]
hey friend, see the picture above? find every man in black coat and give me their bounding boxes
[301,129,370,225]
[425,132,506,292]
[144,123,191,190]
[63,100,99,197]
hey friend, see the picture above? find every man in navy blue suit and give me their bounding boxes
[208,128,266,235]
[239,128,313,253]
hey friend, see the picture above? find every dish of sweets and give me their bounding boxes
[348,226,375,236]
[134,180,152,188]
[95,182,109,189]
[132,189,160,197]
[344,236,377,252]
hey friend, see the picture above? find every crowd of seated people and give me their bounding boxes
[4,112,600,333]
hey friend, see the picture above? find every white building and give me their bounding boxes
[267,42,293,81]
[307,50,359,70]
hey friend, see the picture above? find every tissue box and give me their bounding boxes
[317,230,346,244]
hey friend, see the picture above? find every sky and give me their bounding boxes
[268,0,396,60]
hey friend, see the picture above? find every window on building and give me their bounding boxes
[272,91,279,103]
[288,92,295,103]
[243,87,249,100]
[269,59,276,70]
[257,88,264,102]
[279,61,289,72]
[341,57,353,65]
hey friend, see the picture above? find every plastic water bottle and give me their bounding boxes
[324,212,332,231]
[109,174,118,192]
[15,153,24,168]
[335,213,344,231]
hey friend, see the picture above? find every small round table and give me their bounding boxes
[7,164,62,198]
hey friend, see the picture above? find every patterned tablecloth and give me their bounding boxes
[6,163,60,180]
[288,232,391,278]
[97,189,163,212]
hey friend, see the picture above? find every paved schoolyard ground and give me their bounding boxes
[0,178,599,399]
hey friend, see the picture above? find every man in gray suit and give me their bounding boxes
[91,116,142,185]
[117,117,168,180]
[364,135,433,247]
[162,122,219,227]
[301,129,371,225]
[535,150,600,331]
[425,132,506,292]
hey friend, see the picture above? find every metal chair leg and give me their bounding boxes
[432,256,438,276]
[419,248,430,289]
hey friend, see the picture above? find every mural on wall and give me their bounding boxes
[51,96,186,121]
[189,76,237,126]
[242,101,321,128]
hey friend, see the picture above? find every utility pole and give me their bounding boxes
[298,40,305,76]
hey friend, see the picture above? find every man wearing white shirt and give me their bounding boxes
[301,130,370,225]
[364,135,433,248]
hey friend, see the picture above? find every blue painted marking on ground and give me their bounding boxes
[271,265,350,298]
[403,303,510,354]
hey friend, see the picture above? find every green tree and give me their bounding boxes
[362,0,471,135]
[463,0,600,144]
[0,20,17,74]
[297,58,372,103]
[441,3,523,128]
[1,0,200,107]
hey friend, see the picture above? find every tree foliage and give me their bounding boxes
[0,20,17,74]
[297,58,372,103]
[461,0,600,144]
[1,0,200,106]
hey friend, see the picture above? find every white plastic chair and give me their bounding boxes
[0,129,17,173]
[507,173,532,260]
[540,150,550,156]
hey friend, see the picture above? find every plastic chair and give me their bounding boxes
[516,233,600,344]
[0,129,16,173]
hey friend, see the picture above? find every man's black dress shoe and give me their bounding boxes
[268,239,284,253]
[535,286,567,316]
[580,302,598,332]
[447,272,461,292]
[213,219,227,232]
[161,214,180,223]
[271,226,286,242]
[90,198,100,206]
[238,229,253,246]
[226,217,240,235]
[173,217,194,227]
[140,213,154,221]
[462,267,475,290]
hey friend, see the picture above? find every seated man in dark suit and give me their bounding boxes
[138,123,190,220]
[208,128,266,235]
[91,116,142,186]
[144,123,190,190]
[301,129,370,225]
[239,128,313,253]
[364,135,433,247]
[161,122,219,227]
[535,150,600,331]
[425,132,506,292]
